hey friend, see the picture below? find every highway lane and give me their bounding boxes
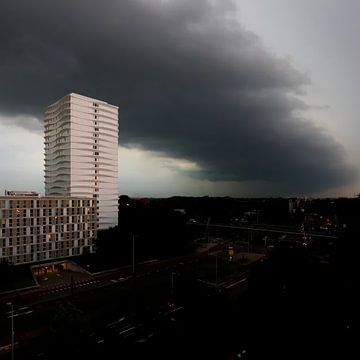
[0,249,214,349]
[0,243,256,357]
[0,249,211,306]
[0,260,252,360]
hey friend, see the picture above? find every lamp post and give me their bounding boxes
[132,234,135,275]
[205,217,211,243]
[7,302,14,360]
[215,253,218,288]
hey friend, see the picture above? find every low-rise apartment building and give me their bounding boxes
[0,192,97,265]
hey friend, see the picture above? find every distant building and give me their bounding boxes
[289,197,311,215]
[0,193,96,265]
[44,93,119,229]
[288,198,300,214]
[174,209,186,215]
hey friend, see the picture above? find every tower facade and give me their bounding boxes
[44,93,118,229]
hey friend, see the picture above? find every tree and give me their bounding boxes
[48,301,91,358]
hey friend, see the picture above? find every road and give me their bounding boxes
[1,241,257,358]
[0,250,210,307]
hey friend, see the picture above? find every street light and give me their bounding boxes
[264,236,268,248]
[132,234,135,275]
[205,217,211,243]
[6,302,14,360]
[215,253,218,288]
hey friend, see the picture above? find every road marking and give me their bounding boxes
[15,306,30,312]
[225,277,247,289]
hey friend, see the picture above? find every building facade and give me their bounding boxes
[0,193,97,265]
[44,93,119,229]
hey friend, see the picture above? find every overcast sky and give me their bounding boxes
[0,0,359,198]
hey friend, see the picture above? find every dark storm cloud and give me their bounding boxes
[0,0,356,193]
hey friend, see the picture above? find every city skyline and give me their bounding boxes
[1,0,360,198]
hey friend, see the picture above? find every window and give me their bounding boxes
[95,128,99,131]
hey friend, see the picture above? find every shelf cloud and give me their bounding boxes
[0,0,357,194]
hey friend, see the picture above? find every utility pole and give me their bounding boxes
[7,302,14,360]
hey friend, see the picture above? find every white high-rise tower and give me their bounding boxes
[44,93,119,229]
